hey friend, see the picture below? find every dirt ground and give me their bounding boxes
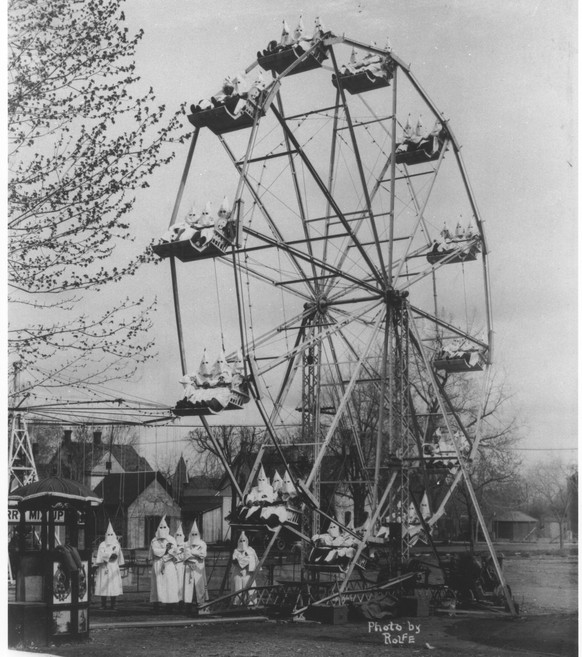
[9,552,578,657]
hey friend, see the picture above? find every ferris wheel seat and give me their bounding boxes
[426,240,481,265]
[229,502,301,527]
[306,546,369,572]
[331,70,391,95]
[395,134,446,166]
[187,102,262,135]
[433,351,486,373]
[152,229,233,262]
[257,41,329,76]
[173,384,250,416]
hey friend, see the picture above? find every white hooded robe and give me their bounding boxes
[94,522,124,597]
[149,516,180,604]
[173,523,187,602]
[232,532,258,605]
[183,522,208,606]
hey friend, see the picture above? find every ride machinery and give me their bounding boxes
[154,24,516,615]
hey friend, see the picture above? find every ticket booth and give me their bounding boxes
[8,477,102,647]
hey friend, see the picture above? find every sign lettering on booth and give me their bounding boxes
[8,508,85,525]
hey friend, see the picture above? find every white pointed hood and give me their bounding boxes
[327,521,340,538]
[188,521,202,545]
[281,19,292,46]
[175,522,185,545]
[293,15,304,41]
[200,201,214,227]
[155,515,170,539]
[104,521,118,546]
[212,348,232,380]
[271,470,283,493]
[281,470,296,497]
[185,202,199,226]
[234,350,245,374]
[218,196,231,220]
[198,349,211,378]
[257,464,271,491]
[237,531,249,551]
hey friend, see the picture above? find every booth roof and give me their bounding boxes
[9,476,103,507]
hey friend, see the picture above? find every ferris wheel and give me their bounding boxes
[153,20,514,613]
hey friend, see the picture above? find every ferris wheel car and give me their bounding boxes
[433,348,486,373]
[332,68,392,94]
[257,40,329,76]
[426,237,481,265]
[187,100,264,135]
[395,128,448,165]
[152,227,234,262]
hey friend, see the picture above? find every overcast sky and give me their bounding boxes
[15,0,577,471]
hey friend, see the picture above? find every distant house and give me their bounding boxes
[40,429,181,549]
[41,429,153,488]
[179,475,230,544]
[492,511,538,541]
[93,471,181,549]
[171,454,190,504]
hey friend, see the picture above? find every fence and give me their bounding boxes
[117,546,303,597]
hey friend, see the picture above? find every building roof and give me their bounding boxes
[93,471,173,507]
[108,444,153,473]
[188,475,222,490]
[44,439,153,477]
[494,510,538,523]
[172,455,189,491]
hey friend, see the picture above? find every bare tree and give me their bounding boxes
[525,459,576,549]
[8,0,188,387]
[320,345,523,539]
[187,425,264,479]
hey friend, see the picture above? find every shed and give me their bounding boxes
[93,472,181,549]
[492,511,538,541]
[180,479,230,544]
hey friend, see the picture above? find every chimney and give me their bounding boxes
[93,431,102,447]
[63,429,73,446]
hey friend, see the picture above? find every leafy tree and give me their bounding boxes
[8,0,188,388]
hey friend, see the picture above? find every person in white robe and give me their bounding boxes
[280,470,297,502]
[271,470,283,498]
[210,349,233,386]
[173,523,187,607]
[245,465,276,519]
[198,201,215,245]
[232,532,258,606]
[149,516,180,612]
[183,521,208,614]
[193,349,213,387]
[280,19,293,48]
[94,521,124,609]
[216,196,232,233]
